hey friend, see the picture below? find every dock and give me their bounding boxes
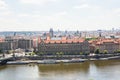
[6,59,86,65]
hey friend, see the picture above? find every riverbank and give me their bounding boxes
[6,59,86,65]
[1,53,120,65]
[1,59,120,80]
[5,55,120,65]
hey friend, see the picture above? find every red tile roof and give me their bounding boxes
[40,38,85,44]
[89,39,120,45]
[0,38,4,42]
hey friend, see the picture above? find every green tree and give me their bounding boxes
[80,52,83,55]
[60,52,64,55]
[60,52,64,58]
[103,50,108,54]
[31,52,35,56]
[38,52,44,56]
[115,50,120,53]
[95,48,100,54]
[56,52,60,56]
[6,50,10,54]
[0,49,2,54]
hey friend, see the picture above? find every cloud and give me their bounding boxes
[18,13,30,17]
[109,8,120,17]
[0,0,7,9]
[74,3,100,10]
[0,11,13,16]
[19,0,57,5]
[0,0,12,17]
[55,11,67,16]
[74,4,89,9]
[17,13,43,18]
[114,8,120,14]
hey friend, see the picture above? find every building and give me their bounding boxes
[0,42,11,50]
[90,39,120,53]
[38,36,90,55]
[18,39,33,50]
[0,41,17,51]
[49,28,54,37]
[0,36,33,51]
[0,38,4,42]
[33,37,38,48]
[4,36,18,50]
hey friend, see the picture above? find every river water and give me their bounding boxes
[0,60,120,80]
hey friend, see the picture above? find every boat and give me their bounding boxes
[7,61,29,65]
[42,59,56,64]
[69,58,85,63]
[99,58,108,60]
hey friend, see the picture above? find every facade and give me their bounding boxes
[0,42,17,50]
[4,36,18,50]
[0,37,33,51]
[0,42,11,50]
[33,38,38,48]
[49,28,54,37]
[0,38,4,42]
[18,39,33,50]
[0,36,18,50]
[90,39,120,53]
[38,36,90,55]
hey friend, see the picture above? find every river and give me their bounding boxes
[0,60,120,80]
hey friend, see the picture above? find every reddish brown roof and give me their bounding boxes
[42,39,85,44]
[0,38,4,42]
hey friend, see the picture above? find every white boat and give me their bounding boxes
[42,59,56,64]
[69,58,85,63]
[7,61,29,65]
[99,58,108,60]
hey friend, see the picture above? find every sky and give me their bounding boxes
[0,0,120,31]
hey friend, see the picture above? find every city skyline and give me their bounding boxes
[0,0,120,31]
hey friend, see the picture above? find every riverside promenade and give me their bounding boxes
[6,59,86,65]
[3,53,120,65]
[1,54,120,65]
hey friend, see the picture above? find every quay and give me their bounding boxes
[5,56,120,65]
[6,59,86,65]
[0,54,120,65]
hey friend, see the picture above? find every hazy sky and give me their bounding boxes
[0,0,120,31]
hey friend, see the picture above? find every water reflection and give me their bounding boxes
[0,65,7,71]
[0,60,120,80]
[88,60,120,80]
[93,60,120,67]
[37,62,89,80]
[38,62,89,73]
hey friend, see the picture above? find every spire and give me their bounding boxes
[49,28,54,37]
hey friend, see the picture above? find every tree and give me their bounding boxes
[85,52,89,55]
[56,52,60,57]
[103,50,108,54]
[95,48,100,54]
[0,49,2,54]
[56,52,62,58]
[6,50,10,54]
[115,50,120,53]
[60,52,64,56]
[80,52,83,55]
[38,52,44,56]
[60,52,64,58]
[31,52,35,56]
